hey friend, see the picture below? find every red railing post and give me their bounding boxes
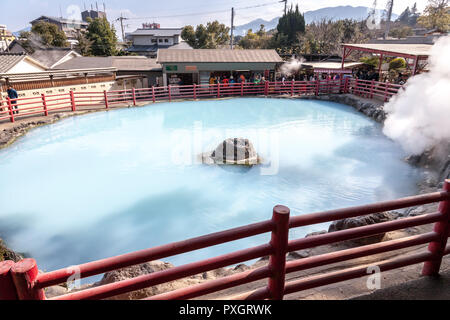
[168,85,172,102]
[152,86,156,103]
[267,205,290,300]
[241,82,244,96]
[11,259,45,300]
[193,84,197,100]
[41,93,48,117]
[0,260,19,300]
[315,79,320,96]
[384,82,390,102]
[7,97,14,123]
[291,81,295,96]
[354,78,359,96]
[132,88,137,106]
[217,83,221,98]
[344,77,350,93]
[70,91,76,112]
[264,81,269,96]
[370,80,375,99]
[422,180,450,276]
[104,90,109,109]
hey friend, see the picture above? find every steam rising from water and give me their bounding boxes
[383,36,450,155]
[280,57,305,76]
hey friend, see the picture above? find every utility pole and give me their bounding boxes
[384,0,394,39]
[230,7,235,50]
[280,0,288,15]
[116,13,129,41]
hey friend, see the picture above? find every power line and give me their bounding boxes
[121,1,277,21]
[115,13,129,41]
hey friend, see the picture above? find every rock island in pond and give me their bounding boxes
[200,138,262,166]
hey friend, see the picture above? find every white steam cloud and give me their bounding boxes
[383,36,450,155]
[280,57,305,77]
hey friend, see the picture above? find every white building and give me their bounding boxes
[126,27,191,58]
[0,25,15,52]
[0,52,46,74]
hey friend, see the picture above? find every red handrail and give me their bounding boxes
[1,181,449,301]
[0,79,403,124]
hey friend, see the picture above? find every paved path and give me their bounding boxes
[354,270,450,300]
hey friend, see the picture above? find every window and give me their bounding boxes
[164,39,168,43]
[158,38,163,43]
[151,39,157,43]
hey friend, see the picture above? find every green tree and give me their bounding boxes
[409,2,420,25]
[31,22,68,47]
[389,58,407,70]
[275,4,306,49]
[238,25,271,49]
[181,21,230,49]
[85,17,118,56]
[75,33,93,56]
[17,31,35,53]
[412,2,419,15]
[299,19,370,55]
[418,0,450,31]
[360,56,380,69]
[389,26,413,38]
[398,7,412,24]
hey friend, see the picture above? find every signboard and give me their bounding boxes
[185,66,198,71]
[166,65,178,71]
[314,68,353,74]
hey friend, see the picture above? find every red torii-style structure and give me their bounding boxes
[341,43,432,75]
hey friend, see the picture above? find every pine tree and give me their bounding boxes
[276,4,306,46]
[85,17,118,56]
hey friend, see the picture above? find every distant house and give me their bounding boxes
[30,16,89,45]
[30,48,81,69]
[126,26,192,58]
[370,28,448,45]
[0,25,15,51]
[7,40,81,69]
[0,52,46,74]
[81,9,107,22]
[53,56,163,87]
[157,49,283,86]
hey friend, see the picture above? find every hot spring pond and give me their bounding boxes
[0,98,422,274]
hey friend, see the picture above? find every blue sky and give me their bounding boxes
[1,0,428,35]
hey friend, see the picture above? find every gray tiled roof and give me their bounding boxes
[157,49,283,63]
[129,28,182,37]
[30,16,88,26]
[343,43,433,57]
[30,48,77,68]
[112,57,161,71]
[52,56,113,69]
[0,53,27,73]
[53,56,162,71]
[127,42,192,53]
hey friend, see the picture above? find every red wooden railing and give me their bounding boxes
[0,79,402,124]
[1,180,449,300]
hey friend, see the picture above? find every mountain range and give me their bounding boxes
[234,6,399,36]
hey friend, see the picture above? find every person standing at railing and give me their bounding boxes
[7,85,18,115]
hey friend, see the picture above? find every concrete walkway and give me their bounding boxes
[353,270,450,300]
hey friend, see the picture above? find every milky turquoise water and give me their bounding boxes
[0,98,421,274]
